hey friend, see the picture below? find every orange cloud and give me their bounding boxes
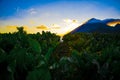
[0,25,17,33]
[73,20,78,23]
[36,25,48,30]
[0,25,50,34]
[107,21,120,27]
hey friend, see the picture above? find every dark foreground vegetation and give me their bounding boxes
[0,27,120,80]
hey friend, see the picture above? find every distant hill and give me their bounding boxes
[71,18,120,33]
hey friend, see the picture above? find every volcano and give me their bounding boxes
[71,18,120,33]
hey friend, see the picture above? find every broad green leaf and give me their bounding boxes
[28,38,41,53]
[45,47,54,62]
[9,46,27,69]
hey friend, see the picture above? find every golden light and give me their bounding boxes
[36,25,48,30]
[0,25,17,33]
[73,20,78,23]
[63,19,73,23]
[107,21,120,27]
[63,19,80,33]
[0,18,81,36]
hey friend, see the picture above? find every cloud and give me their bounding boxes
[73,20,78,23]
[63,19,80,27]
[36,25,48,30]
[0,25,17,33]
[107,21,120,26]
[28,8,37,15]
[0,26,32,33]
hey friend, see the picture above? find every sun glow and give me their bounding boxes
[63,19,81,33]
[1,18,119,36]
[0,18,81,36]
[107,21,120,27]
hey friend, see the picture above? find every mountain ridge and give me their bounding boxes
[70,18,120,34]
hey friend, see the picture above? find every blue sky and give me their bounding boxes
[0,0,120,35]
[0,0,120,18]
[0,0,57,18]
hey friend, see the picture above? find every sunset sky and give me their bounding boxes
[0,0,120,36]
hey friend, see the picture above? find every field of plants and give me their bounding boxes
[0,27,120,80]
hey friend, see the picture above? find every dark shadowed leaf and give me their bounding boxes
[28,38,41,53]
[45,47,54,62]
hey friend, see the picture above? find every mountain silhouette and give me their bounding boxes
[102,18,120,23]
[85,18,102,23]
[71,18,120,33]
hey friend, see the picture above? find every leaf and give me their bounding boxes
[9,46,27,69]
[28,38,41,53]
[45,47,54,62]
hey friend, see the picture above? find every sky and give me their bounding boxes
[0,0,120,36]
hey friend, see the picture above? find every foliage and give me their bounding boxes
[0,27,120,80]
